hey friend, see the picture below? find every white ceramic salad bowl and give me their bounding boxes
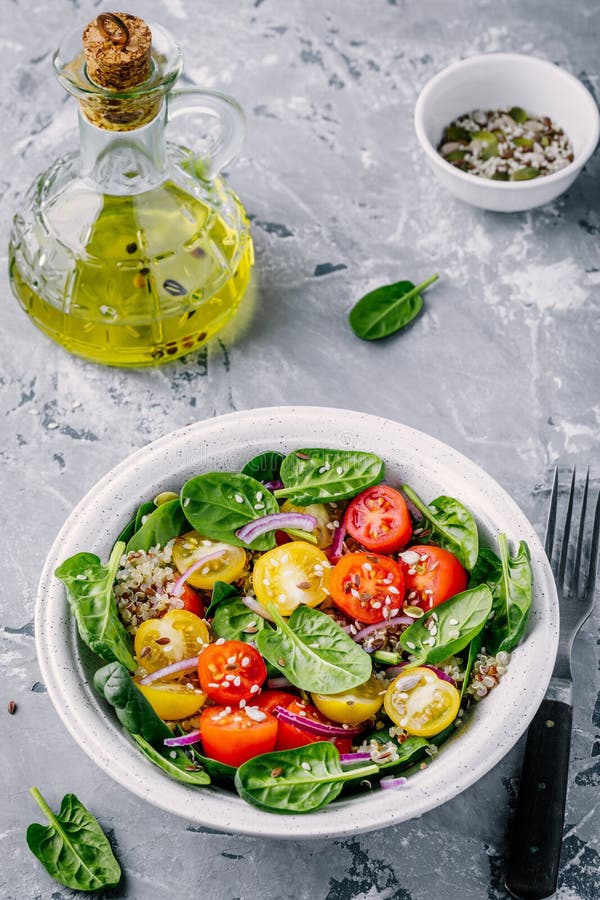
[36,406,559,838]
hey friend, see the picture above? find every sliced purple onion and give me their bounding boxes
[340,752,372,764]
[266,676,293,689]
[273,705,366,738]
[327,522,347,563]
[380,775,408,790]
[352,616,413,644]
[241,595,275,622]
[164,729,202,747]
[264,479,284,492]
[235,511,318,545]
[138,656,200,685]
[171,548,227,596]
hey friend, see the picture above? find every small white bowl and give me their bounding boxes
[414,52,599,212]
[36,407,559,838]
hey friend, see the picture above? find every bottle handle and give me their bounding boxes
[166,88,245,179]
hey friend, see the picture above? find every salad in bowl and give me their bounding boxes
[37,408,558,836]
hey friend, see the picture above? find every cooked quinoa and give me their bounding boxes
[114,540,185,634]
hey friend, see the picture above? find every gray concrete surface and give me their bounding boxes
[1,0,599,898]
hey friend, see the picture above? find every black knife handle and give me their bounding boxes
[505,697,573,899]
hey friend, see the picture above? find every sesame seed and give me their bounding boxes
[336,466,343,475]
[235,494,244,504]
[301,761,312,771]
[227,656,237,665]
[406,641,416,650]
[245,706,267,722]
[388,586,400,595]
[256,491,263,501]
[255,503,265,510]
[233,676,242,687]
[449,618,459,626]
[250,684,260,693]
[241,657,250,666]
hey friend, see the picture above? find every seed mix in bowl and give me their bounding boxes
[438,107,574,181]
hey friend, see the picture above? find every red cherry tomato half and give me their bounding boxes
[402,545,467,611]
[344,485,412,554]
[177,584,205,618]
[200,705,277,768]
[329,552,405,624]
[256,690,299,714]
[198,640,267,705]
[274,699,353,754]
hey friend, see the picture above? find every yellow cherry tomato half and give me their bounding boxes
[134,610,210,678]
[311,675,385,725]
[384,666,460,737]
[252,541,331,616]
[280,500,334,549]
[172,530,247,589]
[135,679,206,721]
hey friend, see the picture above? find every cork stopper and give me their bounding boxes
[83,13,152,90]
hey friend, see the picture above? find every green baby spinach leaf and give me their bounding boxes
[55,542,135,672]
[187,741,236,782]
[241,451,285,483]
[274,448,385,505]
[256,603,372,693]
[134,500,157,532]
[205,580,241,618]
[474,534,533,654]
[400,584,493,666]
[235,742,379,813]
[132,735,210,786]
[401,484,479,571]
[126,498,186,553]
[348,274,439,341]
[181,472,279,551]
[27,788,121,892]
[212,597,266,642]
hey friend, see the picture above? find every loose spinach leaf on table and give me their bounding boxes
[470,535,533,654]
[349,274,439,341]
[274,448,385,505]
[401,484,479,571]
[181,472,279,551]
[55,542,135,671]
[235,742,379,813]
[94,662,210,785]
[212,597,266,642]
[27,788,121,892]
[241,451,285,484]
[126,498,186,553]
[400,584,493,666]
[205,580,241,618]
[256,603,372,693]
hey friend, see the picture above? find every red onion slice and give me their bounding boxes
[171,548,227,596]
[138,655,200,685]
[236,512,318,545]
[340,752,372,764]
[164,729,202,747]
[264,479,284,492]
[380,775,408,790]
[327,522,347,563]
[241,595,275,622]
[352,616,413,643]
[273,705,366,738]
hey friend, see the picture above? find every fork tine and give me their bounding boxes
[545,466,559,560]
[557,467,576,588]
[572,469,589,599]
[582,484,600,606]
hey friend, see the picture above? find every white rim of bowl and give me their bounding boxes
[414,52,600,190]
[35,406,559,838]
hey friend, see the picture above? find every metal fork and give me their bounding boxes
[505,468,599,900]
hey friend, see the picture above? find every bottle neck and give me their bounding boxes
[78,104,168,195]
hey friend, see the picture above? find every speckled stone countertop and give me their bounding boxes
[1,1,599,898]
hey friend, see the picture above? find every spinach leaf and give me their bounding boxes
[460,631,483,701]
[27,787,121,892]
[55,542,135,672]
[205,580,241,618]
[126,498,186,553]
[94,661,172,745]
[94,663,210,785]
[256,603,372,693]
[235,742,379,813]
[400,584,493,666]
[212,597,266,642]
[181,472,279,551]
[480,534,533,654]
[349,274,439,341]
[134,500,157,532]
[187,742,236,782]
[132,735,210,786]
[401,484,479,571]
[274,448,385,505]
[241,451,284,483]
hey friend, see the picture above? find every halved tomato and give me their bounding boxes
[401,545,467,611]
[344,485,412,553]
[200,705,278,767]
[311,675,384,724]
[135,679,206,721]
[198,640,267,705]
[176,584,205,618]
[329,552,405,623]
[256,690,299,714]
[252,541,330,615]
[384,666,460,737]
[134,610,210,678]
[172,531,247,590]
